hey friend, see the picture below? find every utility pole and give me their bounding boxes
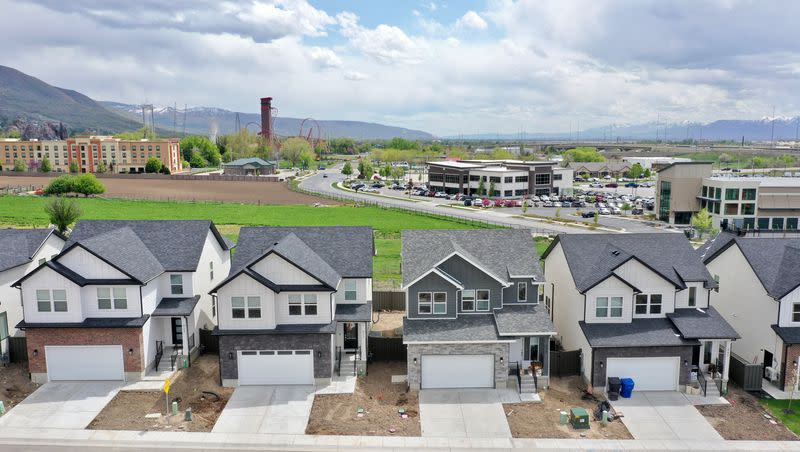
[182,104,187,137]
[771,106,776,147]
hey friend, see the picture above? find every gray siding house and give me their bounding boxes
[402,229,554,392]
[210,227,373,387]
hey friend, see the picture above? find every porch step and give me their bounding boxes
[520,383,537,393]
[705,383,720,397]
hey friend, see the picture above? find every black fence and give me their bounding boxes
[199,329,219,354]
[369,337,406,361]
[550,349,581,377]
[729,352,762,391]
[373,291,405,311]
[8,337,27,363]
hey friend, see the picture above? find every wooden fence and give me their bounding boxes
[729,352,762,391]
[372,291,405,311]
[199,329,219,354]
[8,337,27,364]
[550,349,581,377]
[369,337,406,361]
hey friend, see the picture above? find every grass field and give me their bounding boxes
[761,399,800,435]
[0,195,491,289]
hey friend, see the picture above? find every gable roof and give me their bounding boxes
[71,227,164,283]
[257,232,341,288]
[544,233,714,293]
[402,229,542,288]
[224,157,275,167]
[699,232,800,299]
[0,228,65,272]
[67,220,230,273]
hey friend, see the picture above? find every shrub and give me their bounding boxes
[44,175,75,195]
[69,160,79,173]
[145,157,163,173]
[13,159,27,172]
[40,157,52,173]
[96,161,108,173]
[44,196,81,233]
[160,166,171,175]
[73,174,105,197]
[189,153,208,168]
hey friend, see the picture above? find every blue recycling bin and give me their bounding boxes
[620,378,635,398]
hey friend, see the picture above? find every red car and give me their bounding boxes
[605,183,618,188]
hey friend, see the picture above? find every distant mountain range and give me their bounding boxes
[0,64,433,140]
[100,101,434,140]
[450,118,800,142]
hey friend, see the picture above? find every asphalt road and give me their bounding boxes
[299,167,672,235]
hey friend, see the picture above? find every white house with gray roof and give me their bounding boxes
[210,226,373,387]
[543,233,739,394]
[13,220,232,383]
[0,228,65,358]
[402,229,555,392]
[700,232,800,393]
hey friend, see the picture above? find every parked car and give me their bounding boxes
[318,166,326,170]
[540,195,550,202]
[372,183,385,188]
[624,182,639,188]
[472,198,484,207]
[434,191,448,198]
[351,183,365,191]
[482,198,495,208]
[582,211,597,218]
[589,182,604,188]
[599,207,611,215]
[561,201,572,208]
[543,201,554,207]
[322,174,328,178]
[552,201,563,208]
[632,208,644,215]
[605,183,618,188]
[610,206,622,215]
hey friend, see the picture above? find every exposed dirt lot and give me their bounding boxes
[0,362,39,413]
[697,385,797,440]
[371,311,404,337]
[0,175,332,205]
[504,376,632,439]
[306,361,420,436]
[88,355,232,432]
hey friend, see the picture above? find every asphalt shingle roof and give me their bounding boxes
[402,229,542,287]
[771,325,800,344]
[76,227,164,282]
[212,323,336,335]
[403,315,503,343]
[152,295,201,317]
[667,307,740,340]
[224,157,275,167]
[67,220,229,273]
[0,228,60,272]
[232,227,373,278]
[699,232,800,300]
[269,233,341,288]
[494,305,555,336]
[549,233,714,293]
[335,301,373,322]
[579,318,698,347]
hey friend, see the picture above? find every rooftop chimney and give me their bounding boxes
[260,97,273,142]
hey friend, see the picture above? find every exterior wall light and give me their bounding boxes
[33,349,38,357]
[128,348,134,356]
[228,352,234,360]
[413,357,417,364]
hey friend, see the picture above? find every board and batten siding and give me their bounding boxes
[502,279,540,304]
[674,281,709,309]
[192,230,232,331]
[437,255,504,311]
[584,277,635,324]
[406,272,458,319]
[614,259,677,317]
[20,266,84,323]
[334,278,372,304]
[250,254,321,285]
[216,273,278,330]
[57,247,129,279]
[779,286,800,328]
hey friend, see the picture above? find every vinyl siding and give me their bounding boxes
[250,253,321,285]
[406,272,458,319]
[584,277,634,323]
[334,278,371,304]
[57,247,129,279]
[614,259,676,317]
[20,266,84,323]
[191,230,231,331]
[217,273,278,330]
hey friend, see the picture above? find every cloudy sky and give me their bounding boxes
[2,0,799,136]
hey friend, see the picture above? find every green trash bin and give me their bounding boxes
[569,407,590,429]
[559,411,569,425]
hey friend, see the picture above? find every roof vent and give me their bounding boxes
[274,242,279,246]
[611,250,620,256]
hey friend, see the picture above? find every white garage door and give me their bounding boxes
[606,357,680,391]
[421,354,494,389]
[238,350,314,385]
[46,345,125,381]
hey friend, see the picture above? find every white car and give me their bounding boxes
[599,207,611,215]
[611,206,622,214]
[472,198,484,207]
[434,191,448,198]
[540,195,550,202]
[552,201,563,208]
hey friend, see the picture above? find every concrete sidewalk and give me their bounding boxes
[1,427,800,450]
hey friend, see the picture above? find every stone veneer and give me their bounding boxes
[406,343,509,390]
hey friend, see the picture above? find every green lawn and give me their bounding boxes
[0,196,491,289]
[534,236,553,256]
[761,399,800,435]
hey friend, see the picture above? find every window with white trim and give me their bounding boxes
[596,296,623,318]
[688,287,696,307]
[433,292,447,314]
[461,290,475,311]
[288,293,318,315]
[793,302,800,322]
[635,294,662,315]
[476,289,490,311]
[289,294,302,315]
[344,280,357,301]
[209,261,214,281]
[246,296,261,318]
[231,296,261,319]
[304,294,318,315]
[170,274,183,294]
[37,289,67,312]
[232,297,245,318]
[518,282,527,302]
[96,287,127,310]
[418,292,432,314]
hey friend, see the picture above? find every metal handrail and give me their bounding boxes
[354,347,359,376]
[335,346,342,376]
[696,366,708,397]
[509,361,522,393]
[170,348,179,371]
[154,341,163,371]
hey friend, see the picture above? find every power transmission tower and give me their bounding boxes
[235,113,241,133]
[182,104,187,137]
[173,102,177,137]
[771,106,776,146]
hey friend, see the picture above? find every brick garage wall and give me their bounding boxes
[591,346,694,388]
[406,343,509,390]
[25,327,144,374]
[218,333,332,380]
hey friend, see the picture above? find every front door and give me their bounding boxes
[344,322,358,350]
[171,317,183,347]
[764,350,774,379]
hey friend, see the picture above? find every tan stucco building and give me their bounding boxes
[655,162,713,224]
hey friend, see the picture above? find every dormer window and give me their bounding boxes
[688,287,696,307]
[170,274,183,294]
[518,282,527,302]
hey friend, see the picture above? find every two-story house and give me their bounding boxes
[543,233,739,393]
[402,229,555,392]
[210,227,373,387]
[13,220,232,383]
[0,228,66,357]
[700,232,800,393]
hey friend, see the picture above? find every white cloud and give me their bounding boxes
[308,46,342,69]
[344,71,368,81]
[456,11,487,30]
[337,12,429,64]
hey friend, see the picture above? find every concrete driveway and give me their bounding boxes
[419,389,511,438]
[212,386,314,434]
[0,381,121,429]
[611,391,722,440]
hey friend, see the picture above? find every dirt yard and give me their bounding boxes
[504,376,632,439]
[88,355,232,432]
[0,363,39,412]
[0,175,332,205]
[306,361,419,436]
[370,311,404,337]
[697,386,797,440]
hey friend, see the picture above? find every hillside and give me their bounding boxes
[0,65,142,137]
[101,102,434,140]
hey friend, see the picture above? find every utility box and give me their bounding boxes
[607,377,621,401]
[569,407,590,429]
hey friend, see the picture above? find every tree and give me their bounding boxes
[69,160,79,173]
[563,147,605,163]
[189,153,208,168]
[380,164,393,179]
[691,208,715,239]
[390,165,406,182]
[478,178,486,196]
[626,163,644,179]
[96,161,108,173]
[357,159,374,180]
[73,174,105,197]
[751,156,769,168]
[329,138,356,154]
[299,149,315,170]
[44,197,81,234]
[40,157,52,173]
[387,137,418,150]
[718,153,733,163]
[145,157,163,173]
[281,137,313,168]
[522,197,528,214]
[490,148,514,160]
[180,135,221,165]
[341,161,353,177]
[621,202,633,215]
[489,180,496,197]
[181,160,190,169]
[44,175,76,195]
[643,168,652,178]
[13,159,27,172]
[782,154,796,167]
